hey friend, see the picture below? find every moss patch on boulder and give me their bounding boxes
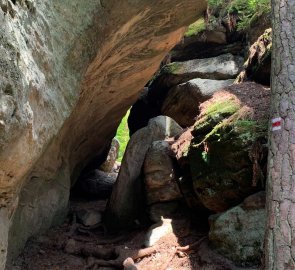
[188,82,269,212]
[184,18,206,37]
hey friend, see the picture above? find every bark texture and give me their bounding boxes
[265,0,295,269]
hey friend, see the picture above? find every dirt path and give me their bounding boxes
[6,199,258,270]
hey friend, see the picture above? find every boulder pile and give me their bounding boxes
[117,28,271,266]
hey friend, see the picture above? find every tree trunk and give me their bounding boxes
[265,0,295,269]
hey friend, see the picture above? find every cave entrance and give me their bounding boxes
[70,107,131,202]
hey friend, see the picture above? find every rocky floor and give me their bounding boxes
[6,199,259,270]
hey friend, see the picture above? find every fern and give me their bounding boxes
[207,0,271,31]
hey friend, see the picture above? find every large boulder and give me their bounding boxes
[188,82,269,212]
[0,0,207,265]
[128,54,242,134]
[161,78,234,127]
[149,53,243,99]
[209,192,266,266]
[144,141,182,205]
[145,53,243,117]
[105,116,182,230]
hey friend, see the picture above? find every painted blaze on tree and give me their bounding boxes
[265,0,295,269]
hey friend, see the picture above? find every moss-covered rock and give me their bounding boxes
[188,82,269,212]
[184,18,206,37]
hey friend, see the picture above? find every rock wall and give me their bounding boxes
[0,0,207,267]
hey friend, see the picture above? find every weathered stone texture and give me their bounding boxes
[105,116,182,230]
[0,0,207,266]
[265,0,295,269]
[209,192,266,266]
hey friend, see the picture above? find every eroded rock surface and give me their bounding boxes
[0,0,207,266]
[209,192,266,266]
[144,141,182,204]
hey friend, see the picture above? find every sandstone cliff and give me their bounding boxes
[0,0,206,267]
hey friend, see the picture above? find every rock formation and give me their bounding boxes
[209,192,266,266]
[104,116,182,230]
[128,53,243,133]
[0,0,207,267]
[144,140,182,205]
[188,82,269,212]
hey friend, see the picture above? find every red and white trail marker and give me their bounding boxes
[272,117,282,131]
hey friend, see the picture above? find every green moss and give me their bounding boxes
[115,110,130,161]
[193,98,268,149]
[184,18,206,37]
[205,98,240,117]
[193,97,240,137]
[162,62,181,75]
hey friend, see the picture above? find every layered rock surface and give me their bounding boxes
[0,0,207,266]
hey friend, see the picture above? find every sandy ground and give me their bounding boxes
[6,199,259,270]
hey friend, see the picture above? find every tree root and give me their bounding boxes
[64,239,157,270]
[176,236,206,252]
[84,245,158,269]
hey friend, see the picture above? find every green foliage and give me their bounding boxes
[208,0,224,10]
[184,18,206,37]
[207,0,271,31]
[235,119,268,142]
[115,110,130,161]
